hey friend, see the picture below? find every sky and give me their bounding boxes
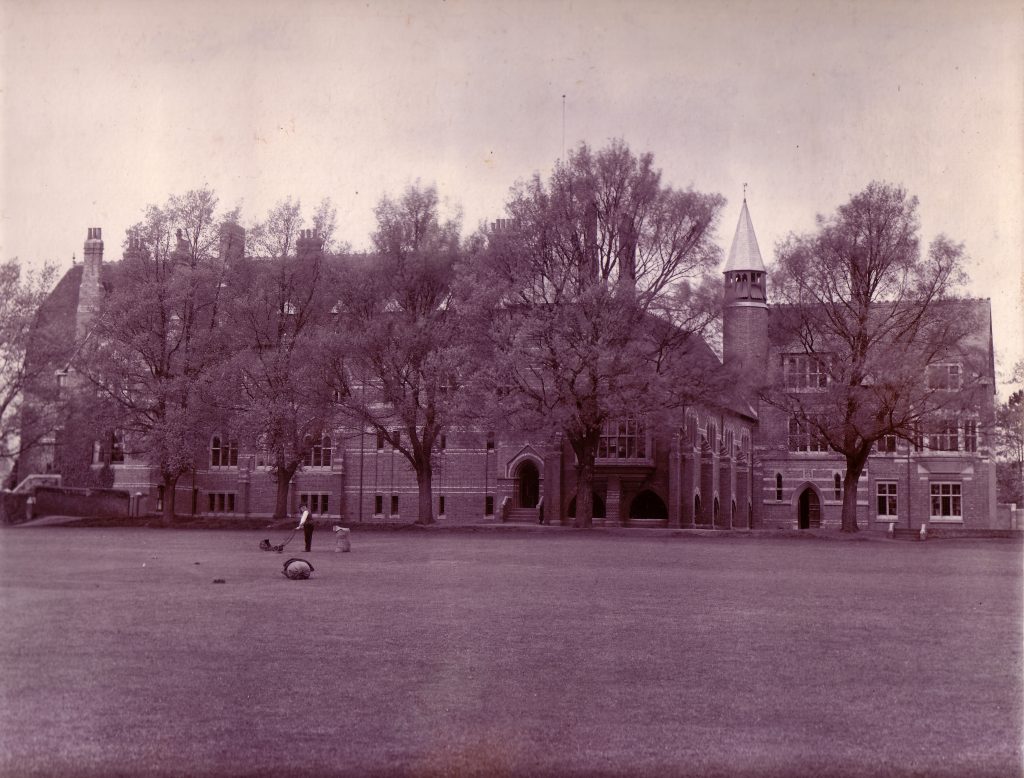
[2,0,1022,392]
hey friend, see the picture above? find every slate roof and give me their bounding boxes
[722,199,766,274]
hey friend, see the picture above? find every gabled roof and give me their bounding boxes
[723,199,766,274]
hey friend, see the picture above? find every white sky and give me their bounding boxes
[2,0,1022,391]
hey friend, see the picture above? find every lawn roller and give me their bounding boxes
[259,528,296,553]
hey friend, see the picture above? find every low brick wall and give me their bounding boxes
[926,527,1022,540]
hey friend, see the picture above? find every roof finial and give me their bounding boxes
[743,182,748,202]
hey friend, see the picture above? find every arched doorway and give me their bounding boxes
[713,497,720,526]
[798,487,821,529]
[628,490,667,520]
[516,460,540,508]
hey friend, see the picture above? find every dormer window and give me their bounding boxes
[926,363,961,391]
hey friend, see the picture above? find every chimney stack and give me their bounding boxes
[219,223,246,264]
[171,229,190,264]
[77,228,105,339]
[296,228,323,261]
[84,227,104,272]
[123,235,145,262]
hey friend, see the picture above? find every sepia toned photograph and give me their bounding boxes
[1,0,1022,775]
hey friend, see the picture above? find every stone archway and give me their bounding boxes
[628,490,668,520]
[515,459,540,509]
[798,487,821,529]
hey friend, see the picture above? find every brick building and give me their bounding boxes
[17,202,998,530]
[722,200,998,532]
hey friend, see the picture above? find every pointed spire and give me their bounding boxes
[723,198,766,273]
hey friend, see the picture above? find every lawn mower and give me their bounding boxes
[259,528,296,553]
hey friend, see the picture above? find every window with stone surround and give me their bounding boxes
[876,482,898,519]
[210,435,238,468]
[783,354,829,390]
[963,419,978,452]
[927,419,958,452]
[598,418,647,460]
[300,493,330,515]
[926,363,961,391]
[302,435,333,468]
[788,416,828,453]
[207,492,236,513]
[930,482,962,521]
[876,433,898,453]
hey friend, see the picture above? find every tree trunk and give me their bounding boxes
[572,435,599,529]
[841,457,867,532]
[416,459,434,525]
[274,477,290,521]
[273,460,299,519]
[161,473,178,526]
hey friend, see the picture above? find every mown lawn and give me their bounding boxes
[0,527,1020,777]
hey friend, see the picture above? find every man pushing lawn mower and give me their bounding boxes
[258,504,312,553]
[296,502,314,552]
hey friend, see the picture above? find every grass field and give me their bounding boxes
[0,527,1020,777]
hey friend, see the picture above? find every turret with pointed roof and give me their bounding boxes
[722,197,768,383]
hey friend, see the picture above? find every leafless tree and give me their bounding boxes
[767,181,982,532]
[220,198,338,519]
[0,259,59,482]
[994,378,1023,505]
[327,183,464,524]
[76,188,232,523]
[465,140,727,527]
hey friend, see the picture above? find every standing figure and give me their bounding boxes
[296,502,314,552]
